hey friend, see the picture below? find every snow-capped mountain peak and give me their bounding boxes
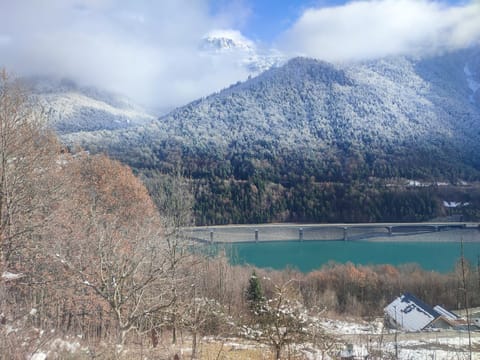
[201,29,256,53]
[200,29,286,75]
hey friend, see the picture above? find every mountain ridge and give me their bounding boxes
[61,48,480,224]
[151,53,479,161]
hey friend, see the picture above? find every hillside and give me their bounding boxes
[24,76,155,134]
[62,48,480,225]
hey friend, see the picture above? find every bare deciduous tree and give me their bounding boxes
[0,69,63,359]
[0,69,59,274]
[52,155,174,345]
[143,169,197,344]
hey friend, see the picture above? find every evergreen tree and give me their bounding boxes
[245,271,263,310]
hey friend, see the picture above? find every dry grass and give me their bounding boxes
[198,342,272,360]
[35,337,275,360]
[197,339,310,360]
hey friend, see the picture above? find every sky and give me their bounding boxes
[0,0,479,110]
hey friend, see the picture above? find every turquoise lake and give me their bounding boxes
[214,230,480,273]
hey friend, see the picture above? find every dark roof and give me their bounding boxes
[399,293,439,319]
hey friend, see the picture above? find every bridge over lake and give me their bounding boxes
[185,222,480,243]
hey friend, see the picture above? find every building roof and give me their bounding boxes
[384,293,439,332]
[433,305,460,321]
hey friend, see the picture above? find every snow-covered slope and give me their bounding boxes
[200,30,285,74]
[464,48,480,103]
[150,50,480,158]
[65,47,480,179]
[25,76,155,134]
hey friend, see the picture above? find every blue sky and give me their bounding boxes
[0,0,479,109]
[209,0,316,43]
[212,0,474,43]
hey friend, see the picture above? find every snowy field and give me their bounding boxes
[25,317,480,359]
[321,317,480,360]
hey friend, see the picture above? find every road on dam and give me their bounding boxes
[184,222,480,243]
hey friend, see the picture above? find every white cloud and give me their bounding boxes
[0,0,252,110]
[2,0,478,111]
[279,0,480,62]
[0,34,11,46]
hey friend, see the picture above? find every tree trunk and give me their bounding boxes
[172,313,177,344]
[275,344,282,360]
[191,330,198,360]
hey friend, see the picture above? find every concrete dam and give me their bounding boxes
[186,222,480,244]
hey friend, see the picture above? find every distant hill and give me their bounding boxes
[62,48,480,225]
[24,76,155,134]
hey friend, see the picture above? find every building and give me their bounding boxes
[384,293,462,332]
[433,305,460,321]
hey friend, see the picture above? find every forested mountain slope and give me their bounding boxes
[63,48,480,225]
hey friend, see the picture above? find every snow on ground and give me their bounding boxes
[1,271,24,281]
[10,317,480,358]
[384,336,480,360]
[30,354,47,360]
[28,337,84,360]
[320,317,384,335]
[320,316,480,359]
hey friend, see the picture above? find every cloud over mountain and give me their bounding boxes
[279,0,480,62]
[1,0,479,110]
[0,0,252,109]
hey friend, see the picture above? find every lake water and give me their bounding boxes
[215,229,480,273]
